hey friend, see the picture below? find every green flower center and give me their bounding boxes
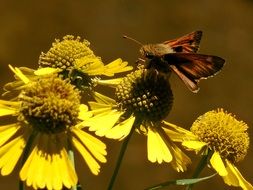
[115,69,173,122]
[191,109,249,163]
[18,76,81,134]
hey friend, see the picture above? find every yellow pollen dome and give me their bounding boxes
[38,35,98,70]
[191,109,249,163]
[18,75,81,134]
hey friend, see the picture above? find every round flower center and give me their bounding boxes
[191,109,249,163]
[38,35,101,90]
[115,69,173,122]
[38,35,95,70]
[18,76,81,134]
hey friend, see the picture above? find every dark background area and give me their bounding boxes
[0,0,253,189]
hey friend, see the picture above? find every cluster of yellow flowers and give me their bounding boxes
[0,35,251,190]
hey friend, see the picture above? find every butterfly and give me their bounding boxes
[124,31,225,93]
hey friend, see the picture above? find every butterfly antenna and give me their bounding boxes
[123,35,143,46]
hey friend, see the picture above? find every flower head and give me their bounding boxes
[115,68,173,122]
[83,69,191,172]
[183,109,252,190]
[0,66,107,189]
[37,35,132,90]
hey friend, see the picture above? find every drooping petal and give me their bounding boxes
[0,107,15,116]
[0,100,20,116]
[20,133,77,190]
[0,123,21,146]
[34,67,60,75]
[78,104,92,121]
[97,78,123,87]
[71,137,101,175]
[3,80,26,95]
[8,65,30,84]
[223,160,253,190]
[210,151,228,176]
[92,92,116,105]
[0,135,26,175]
[168,143,191,172]
[76,56,105,76]
[147,127,172,164]
[156,127,191,171]
[83,110,122,136]
[103,58,133,76]
[105,115,135,140]
[71,127,106,163]
[88,102,113,115]
[0,100,20,107]
[182,140,207,152]
[162,121,197,142]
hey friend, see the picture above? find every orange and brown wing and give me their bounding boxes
[164,31,202,53]
[164,53,225,92]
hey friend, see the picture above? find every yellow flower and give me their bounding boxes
[82,69,191,172]
[182,109,252,190]
[0,66,106,190]
[38,35,132,88]
[4,35,132,94]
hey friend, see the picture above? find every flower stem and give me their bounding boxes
[185,151,211,190]
[19,130,38,190]
[107,126,135,190]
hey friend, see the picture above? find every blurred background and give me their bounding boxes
[0,0,253,189]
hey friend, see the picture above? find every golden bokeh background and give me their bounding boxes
[0,0,253,189]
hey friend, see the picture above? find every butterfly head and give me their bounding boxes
[140,45,156,59]
[140,44,173,59]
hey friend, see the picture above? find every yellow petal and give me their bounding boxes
[3,80,26,95]
[8,65,30,84]
[72,137,101,175]
[147,127,172,164]
[92,92,116,105]
[0,107,16,116]
[210,151,228,176]
[169,143,191,172]
[34,67,60,75]
[105,115,135,140]
[97,78,123,87]
[78,104,92,120]
[71,127,107,163]
[84,110,122,136]
[162,121,197,142]
[88,102,112,115]
[20,134,77,190]
[0,123,21,146]
[0,100,20,107]
[20,138,38,183]
[103,58,133,76]
[51,153,63,190]
[61,148,78,189]
[76,57,105,76]
[0,100,20,116]
[0,136,25,175]
[182,140,207,151]
[223,160,253,190]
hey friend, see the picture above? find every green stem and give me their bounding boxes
[185,151,211,190]
[19,130,38,190]
[107,125,135,190]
